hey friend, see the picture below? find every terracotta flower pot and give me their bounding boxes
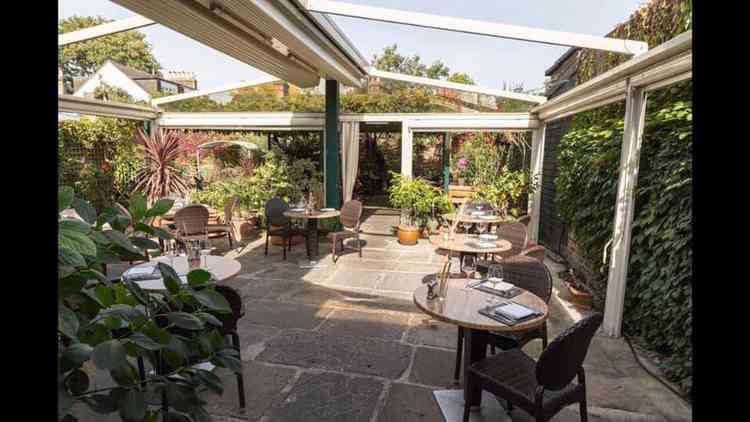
[564,280,593,310]
[397,224,420,245]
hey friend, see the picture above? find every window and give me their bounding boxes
[159,80,180,94]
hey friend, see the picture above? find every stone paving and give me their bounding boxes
[82,210,692,422]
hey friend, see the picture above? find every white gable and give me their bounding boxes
[73,61,152,102]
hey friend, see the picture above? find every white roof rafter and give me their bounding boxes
[369,68,547,104]
[58,15,156,46]
[304,0,649,56]
[151,75,280,106]
[58,95,160,120]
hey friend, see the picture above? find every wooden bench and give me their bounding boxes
[448,185,475,206]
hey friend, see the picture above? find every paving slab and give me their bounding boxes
[317,308,411,341]
[408,347,458,388]
[242,300,333,330]
[406,319,459,350]
[278,283,418,314]
[378,272,433,293]
[257,330,412,379]
[326,267,386,289]
[202,361,297,421]
[235,323,282,360]
[377,382,446,422]
[263,371,384,422]
[235,277,301,300]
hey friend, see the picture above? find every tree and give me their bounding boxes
[447,72,475,85]
[59,16,161,83]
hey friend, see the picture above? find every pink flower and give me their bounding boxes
[457,158,468,171]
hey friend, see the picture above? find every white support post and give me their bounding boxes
[602,82,647,337]
[401,121,413,178]
[528,125,546,244]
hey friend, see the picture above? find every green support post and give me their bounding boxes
[324,80,341,208]
[442,132,451,192]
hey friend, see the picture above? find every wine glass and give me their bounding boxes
[477,222,488,237]
[463,255,476,281]
[489,263,504,281]
[462,221,473,236]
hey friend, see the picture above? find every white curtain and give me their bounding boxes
[341,121,360,203]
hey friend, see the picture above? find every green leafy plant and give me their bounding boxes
[473,166,537,218]
[555,82,692,396]
[58,187,241,421]
[133,128,190,202]
[58,117,141,211]
[387,172,452,228]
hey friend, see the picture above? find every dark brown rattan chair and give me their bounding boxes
[521,244,547,263]
[264,198,306,260]
[327,200,363,263]
[207,196,239,249]
[213,284,247,410]
[453,255,554,382]
[462,312,603,422]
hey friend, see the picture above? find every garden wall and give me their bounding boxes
[538,0,692,396]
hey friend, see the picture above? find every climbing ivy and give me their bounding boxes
[556,81,692,396]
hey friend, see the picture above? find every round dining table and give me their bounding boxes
[122,254,242,291]
[413,278,548,411]
[283,209,340,260]
[429,233,511,273]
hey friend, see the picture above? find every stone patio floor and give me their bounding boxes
[80,209,692,422]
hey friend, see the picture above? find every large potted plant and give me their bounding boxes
[388,172,449,245]
[58,187,241,421]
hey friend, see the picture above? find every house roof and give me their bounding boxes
[108,60,158,80]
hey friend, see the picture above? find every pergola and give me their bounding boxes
[58,0,692,338]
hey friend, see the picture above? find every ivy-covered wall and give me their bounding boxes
[545,0,692,397]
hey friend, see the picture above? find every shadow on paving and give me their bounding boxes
[86,217,690,422]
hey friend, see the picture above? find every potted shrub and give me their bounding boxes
[388,172,450,245]
[559,268,593,309]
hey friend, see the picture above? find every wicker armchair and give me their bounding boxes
[327,200,363,263]
[453,255,553,382]
[462,313,603,422]
[517,214,532,227]
[264,198,306,260]
[206,196,239,248]
[495,221,528,259]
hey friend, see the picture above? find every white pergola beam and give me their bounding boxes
[369,68,547,104]
[534,31,691,121]
[602,83,647,338]
[304,0,648,56]
[157,111,540,131]
[58,15,155,46]
[58,94,160,121]
[528,125,546,243]
[151,76,280,106]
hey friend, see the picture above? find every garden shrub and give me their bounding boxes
[58,117,141,210]
[555,81,692,395]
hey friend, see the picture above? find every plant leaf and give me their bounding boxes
[59,305,79,340]
[92,339,127,370]
[62,343,93,366]
[157,262,182,294]
[128,332,164,351]
[187,269,211,287]
[66,368,90,395]
[192,289,231,313]
[72,197,97,225]
[166,312,204,330]
[119,389,146,422]
[146,198,175,217]
[59,186,74,212]
[59,229,97,258]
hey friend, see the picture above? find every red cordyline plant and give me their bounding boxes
[133,127,190,202]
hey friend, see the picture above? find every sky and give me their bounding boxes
[58,0,647,92]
